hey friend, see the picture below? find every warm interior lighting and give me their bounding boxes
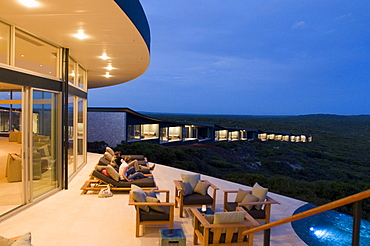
[104,72,111,78]
[70,70,75,77]
[73,30,88,39]
[20,0,40,7]
[106,64,114,70]
[100,53,109,60]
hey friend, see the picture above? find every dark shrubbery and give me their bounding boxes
[88,114,370,220]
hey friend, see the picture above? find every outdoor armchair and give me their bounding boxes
[223,183,278,224]
[192,207,259,246]
[174,174,219,217]
[129,187,174,237]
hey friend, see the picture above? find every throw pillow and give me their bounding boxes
[98,156,110,166]
[234,189,250,203]
[251,183,268,210]
[241,193,259,210]
[193,180,210,196]
[145,189,157,198]
[0,235,15,246]
[131,186,149,212]
[12,232,31,246]
[101,169,109,177]
[95,165,106,172]
[180,182,193,196]
[181,173,200,190]
[105,165,120,181]
[214,211,246,224]
[104,152,113,162]
[105,147,114,156]
[146,196,164,213]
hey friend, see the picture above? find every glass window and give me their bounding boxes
[15,30,59,77]
[168,126,182,141]
[32,90,59,199]
[141,124,159,139]
[0,21,10,64]
[160,127,168,142]
[68,57,76,85]
[78,65,86,89]
[67,95,74,177]
[77,98,85,167]
[128,124,141,140]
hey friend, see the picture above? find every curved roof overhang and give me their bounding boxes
[0,0,150,89]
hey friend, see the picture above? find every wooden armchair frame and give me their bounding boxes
[174,180,219,217]
[129,189,175,237]
[223,190,279,224]
[192,207,259,246]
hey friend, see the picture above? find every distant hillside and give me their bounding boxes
[114,114,370,219]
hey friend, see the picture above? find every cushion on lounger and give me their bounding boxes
[92,170,155,188]
[105,147,114,156]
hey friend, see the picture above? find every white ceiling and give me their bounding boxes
[0,0,150,89]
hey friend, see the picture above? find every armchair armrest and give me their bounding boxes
[202,180,219,190]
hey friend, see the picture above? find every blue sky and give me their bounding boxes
[88,0,370,115]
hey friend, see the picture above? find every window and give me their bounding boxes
[0,21,10,64]
[15,30,59,77]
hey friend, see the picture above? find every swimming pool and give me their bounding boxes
[292,204,370,246]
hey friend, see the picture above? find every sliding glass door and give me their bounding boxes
[31,90,59,199]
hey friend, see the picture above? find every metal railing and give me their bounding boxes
[243,189,370,246]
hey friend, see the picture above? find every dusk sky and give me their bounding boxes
[88,0,370,115]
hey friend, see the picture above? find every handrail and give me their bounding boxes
[243,189,370,236]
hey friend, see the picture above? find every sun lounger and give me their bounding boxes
[81,170,157,194]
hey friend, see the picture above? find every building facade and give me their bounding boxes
[0,0,150,219]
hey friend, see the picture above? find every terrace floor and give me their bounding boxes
[0,152,308,245]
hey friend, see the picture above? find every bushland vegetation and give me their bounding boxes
[88,114,370,220]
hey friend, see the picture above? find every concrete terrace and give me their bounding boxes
[0,153,308,245]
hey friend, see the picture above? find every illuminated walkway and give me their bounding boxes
[0,153,307,245]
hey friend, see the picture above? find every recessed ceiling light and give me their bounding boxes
[104,72,111,78]
[100,53,109,60]
[19,0,40,7]
[106,64,114,70]
[73,30,88,39]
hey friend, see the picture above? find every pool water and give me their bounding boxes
[292,204,370,246]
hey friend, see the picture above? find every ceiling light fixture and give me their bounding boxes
[100,53,109,60]
[106,64,114,70]
[73,30,88,39]
[20,0,40,7]
[104,72,111,78]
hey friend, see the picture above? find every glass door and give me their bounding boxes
[31,90,59,199]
